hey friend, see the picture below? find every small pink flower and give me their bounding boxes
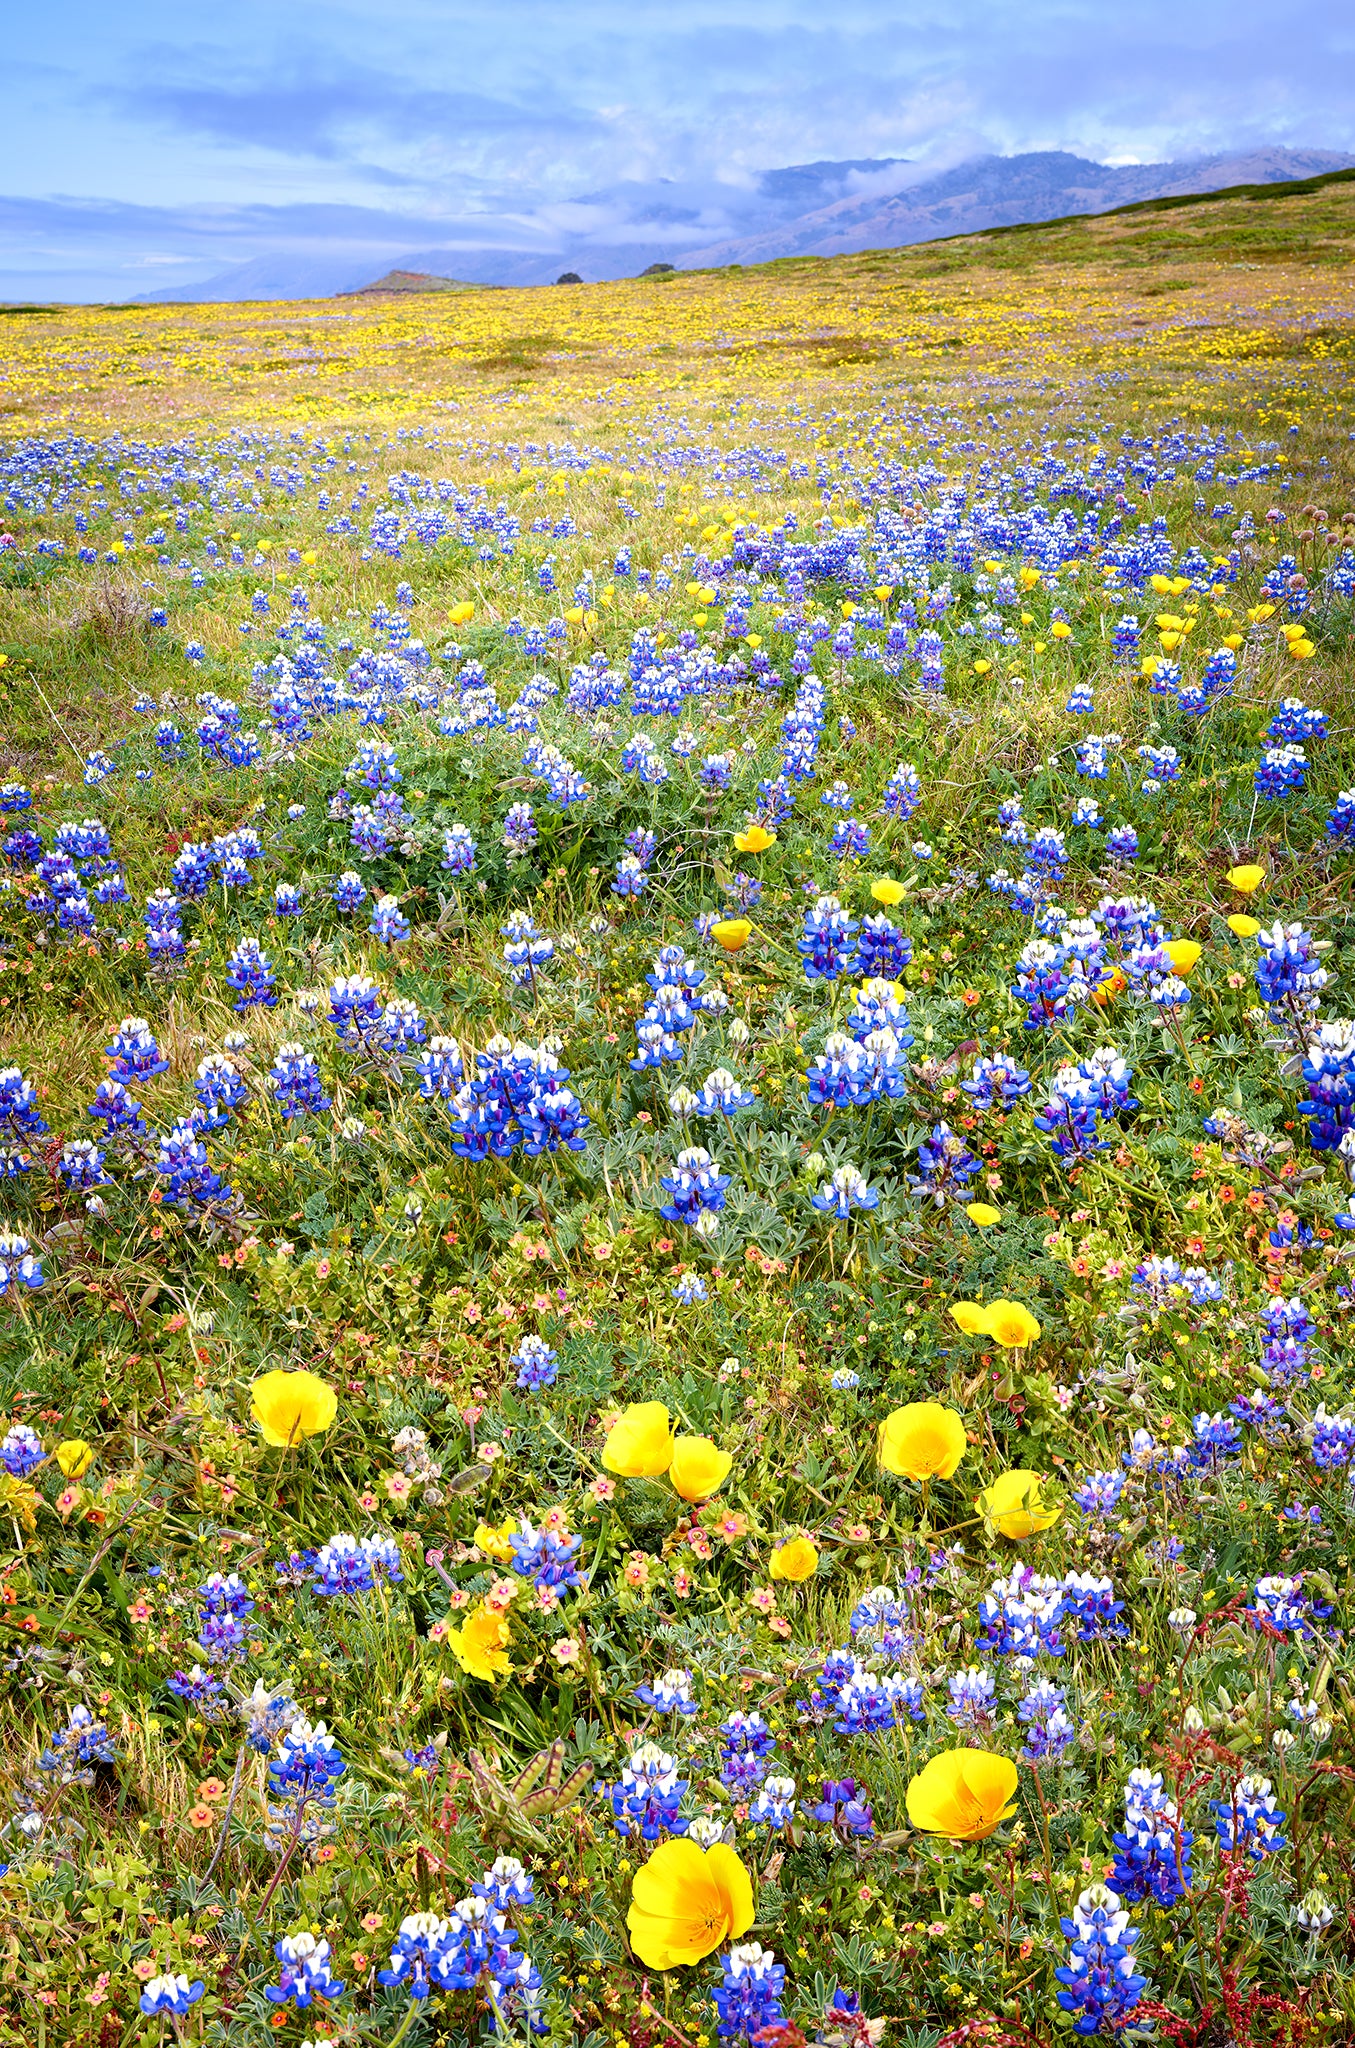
[672,1567,693,1598]
[552,1636,581,1665]
[447,1587,469,1609]
[477,1441,503,1465]
[134,1959,159,1982]
[128,1598,152,1624]
[535,1585,559,1614]
[385,1472,413,1502]
[623,1553,650,1589]
[315,1258,331,1280]
[769,1616,792,1637]
[533,1293,552,1313]
[748,1585,776,1614]
[358,1490,380,1513]
[589,1475,616,1502]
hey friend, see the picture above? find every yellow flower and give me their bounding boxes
[1226,913,1262,939]
[711,918,752,953]
[1227,864,1265,895]
[981,1300,1042,1350]
[602,1401,674,1477]
[445,1602,512,1681]
[474,1518,518,1564]
[906,1749,1019,1841]
[964,1202,1002,1227]
[56,1439,94,1479]
[668,1436,732,1502]
[769,1535,819,1582]
[978,1469,1061,1540]
[972,658,992,675]
[1163,939,1202,976]
[878,1402,967,1481]
[447,601,475,625]
[1050,621,1072,639]
[627,1838,754,1970]
[949,1300,989,1335]
[870,877,907,906]
[250,1369,338,1447]
[733,824,776,854]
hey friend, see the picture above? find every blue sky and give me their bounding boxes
[6,0,1352,299]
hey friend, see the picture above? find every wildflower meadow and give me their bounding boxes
[1,184,1355,2048]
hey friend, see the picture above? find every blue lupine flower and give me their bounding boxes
[511,1333,558,1390]
[1111,1768,1193,1907]
[510,1522,585,1592]
[1325,788,1355,843]
[105,1018,168,1082]
[798,895,858,982]
[712,1944,786,2043]
[333,870,367,912]
[1,1423,44,1477]
[155,1122,233,1208]
[1211,1775,1288,1860]
[599,1742,690,1840]
[274,881,303,918]
[878,761,922,820]
[270,1044,332,1120]
[311,1532,404,1598]
[1018,1678,1076,1762]
[635,1668,699,1716]
[1255,744,1307,800]
[140,1974,206,2017]
[225,937,277,1011]
[1255,921,1328,1027]
[1297,1021,1355,1152]
[804,1778,874,1838]
[1071,1470,1125,1517]
[1249,1573,1329,1640]
[1105,824,1139,862]
[1055,1885,1148,2036]
[945,1664,996,1730]
[748,1776,798,1828]
[39,1703,117,1781]
[910,1122,980,1204]
[812,1163,878,1218]
[369,893,410,944]
[856,914,912,978]
[265,1931,345,2010]
[659,1147,730,1234]
[193,1053,248,1130]
[963,1054,1031,1108]
[672,1272,708,1304]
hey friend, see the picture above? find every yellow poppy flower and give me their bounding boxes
[870,877,907,907]
[445,1602,512,1681]
[601,1401,674,1477]
[250,1369,338,1448]
[1227,864,1265,895]
[56,1439,94,1478]
[977,1468,1061,1539]
[964,1202,1002,1227]
[878,1402,967,1481]
[1226,913,1261,939]
[668,1436,732,1502]
[949,1300,989,1335]
[1163,939,1202,976]
[627,1838,754,1970]
[447,601,475,625]
[769,1535,819,1582]
[981,1300,1042,1349]
[906,1749,1019,1841]
[711,918,752,953]
[474,1518,519,1564]
[733,824,776,854]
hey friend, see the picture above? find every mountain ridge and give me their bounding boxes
[129,145,1354,303]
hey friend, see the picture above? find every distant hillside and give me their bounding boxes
[339,268,482,295]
